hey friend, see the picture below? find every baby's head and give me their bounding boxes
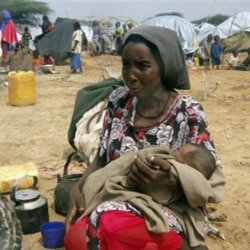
[175,143,216,179]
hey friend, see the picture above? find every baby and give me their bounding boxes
[174,143,216,179]
[149,143,216,180]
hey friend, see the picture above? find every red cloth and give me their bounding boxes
[43,56,55,65]
[1,20,18,60]
[64,211,183,250]
[1,20,18,44]
[64,217,88,250]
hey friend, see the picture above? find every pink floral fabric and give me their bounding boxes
[99,86,219,165]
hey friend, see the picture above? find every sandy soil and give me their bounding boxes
[0,53,249,250]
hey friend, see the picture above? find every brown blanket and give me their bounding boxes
[82,146,225,246]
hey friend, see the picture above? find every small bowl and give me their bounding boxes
[40,64,54,73]
[40,221,65,249]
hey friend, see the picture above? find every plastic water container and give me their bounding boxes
[8,71,36,106]
[40,221,65,249]
[194,57,200,68]
[0,162,38,194]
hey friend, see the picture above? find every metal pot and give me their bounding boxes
[10,175,49,235]
[54,152,83,216]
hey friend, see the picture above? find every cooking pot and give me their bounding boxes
[10,175,49,235]
[54,152,84,216]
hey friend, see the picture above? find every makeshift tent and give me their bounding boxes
[139,15,199,54]
[195,22,216,45]
[221,31,250,52]
[214,11,250,39]
[35,17,78,64]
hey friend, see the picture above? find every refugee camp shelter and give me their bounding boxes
[214,11,250,39]
[195,22,216,45]
[35,17,78,65]
[214,11,250,52]
[139,15,199,55]
[221,31,250,52]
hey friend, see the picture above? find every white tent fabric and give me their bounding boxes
[214,11,250,39]
[139,15,199,55]
[195,23,216,45]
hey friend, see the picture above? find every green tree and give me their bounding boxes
[156,12,184,18]
[192,14,230,26]
[0,0,52,26]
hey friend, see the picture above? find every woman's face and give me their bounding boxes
[122,41,162,98]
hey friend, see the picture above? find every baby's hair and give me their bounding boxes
[182,143,216,179]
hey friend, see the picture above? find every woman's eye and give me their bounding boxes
[137,62,149,70]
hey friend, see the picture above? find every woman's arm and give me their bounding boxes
[65,150,106,231]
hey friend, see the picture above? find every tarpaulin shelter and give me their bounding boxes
[35,17,78,64]
[139,15,199,55]
[221,31,250,52]
[195,22,216,45]
[214,11,250,39]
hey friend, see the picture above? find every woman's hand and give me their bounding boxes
[126,155,177,188]
[64,181,85,232]
[64,152,106,232]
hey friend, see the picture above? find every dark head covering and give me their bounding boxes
[121,26,190,90]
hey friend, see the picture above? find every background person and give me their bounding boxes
[6,41,32,71]
[22,26,32,48]
[41,52,56,73]
[31,49,44,72]
[65,26,225,250]
[71,21,83,73]
[235,48,250,71]
[202,34,213,70]
[210,35,224,70]
[227,50,239,69]
[0,9,18,64]
[114,21,124,55]
[34,15,53,42]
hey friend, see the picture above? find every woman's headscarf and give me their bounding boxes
[0,10,12,31]
[121,26,190,90]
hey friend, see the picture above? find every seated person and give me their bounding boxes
[34,15,53,42]
[65,26,225,250]
[235,48,250,71]
[32,50,44,72]
[227,50,239,69]
[41,52,56,73]
[6,41,32,71]
[65,143,217,250]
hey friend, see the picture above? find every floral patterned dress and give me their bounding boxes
[82,86,217,249]
[99,86,218,164]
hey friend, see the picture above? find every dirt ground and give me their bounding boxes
[0,53,249,250]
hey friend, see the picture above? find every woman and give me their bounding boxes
[71,22,83,73]
[0,9,18,63]
[65,26,225,250]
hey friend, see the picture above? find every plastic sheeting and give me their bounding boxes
[214,11,250,39]
[139,15,199,55]
[196,11,250,45]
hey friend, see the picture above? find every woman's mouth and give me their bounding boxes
[129,88,140,95]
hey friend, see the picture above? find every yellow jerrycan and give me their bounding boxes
[194,56,200,68]
[8,71,36,106]
[0,162,39,194]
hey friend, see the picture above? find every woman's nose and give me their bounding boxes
[126,66,138,81]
